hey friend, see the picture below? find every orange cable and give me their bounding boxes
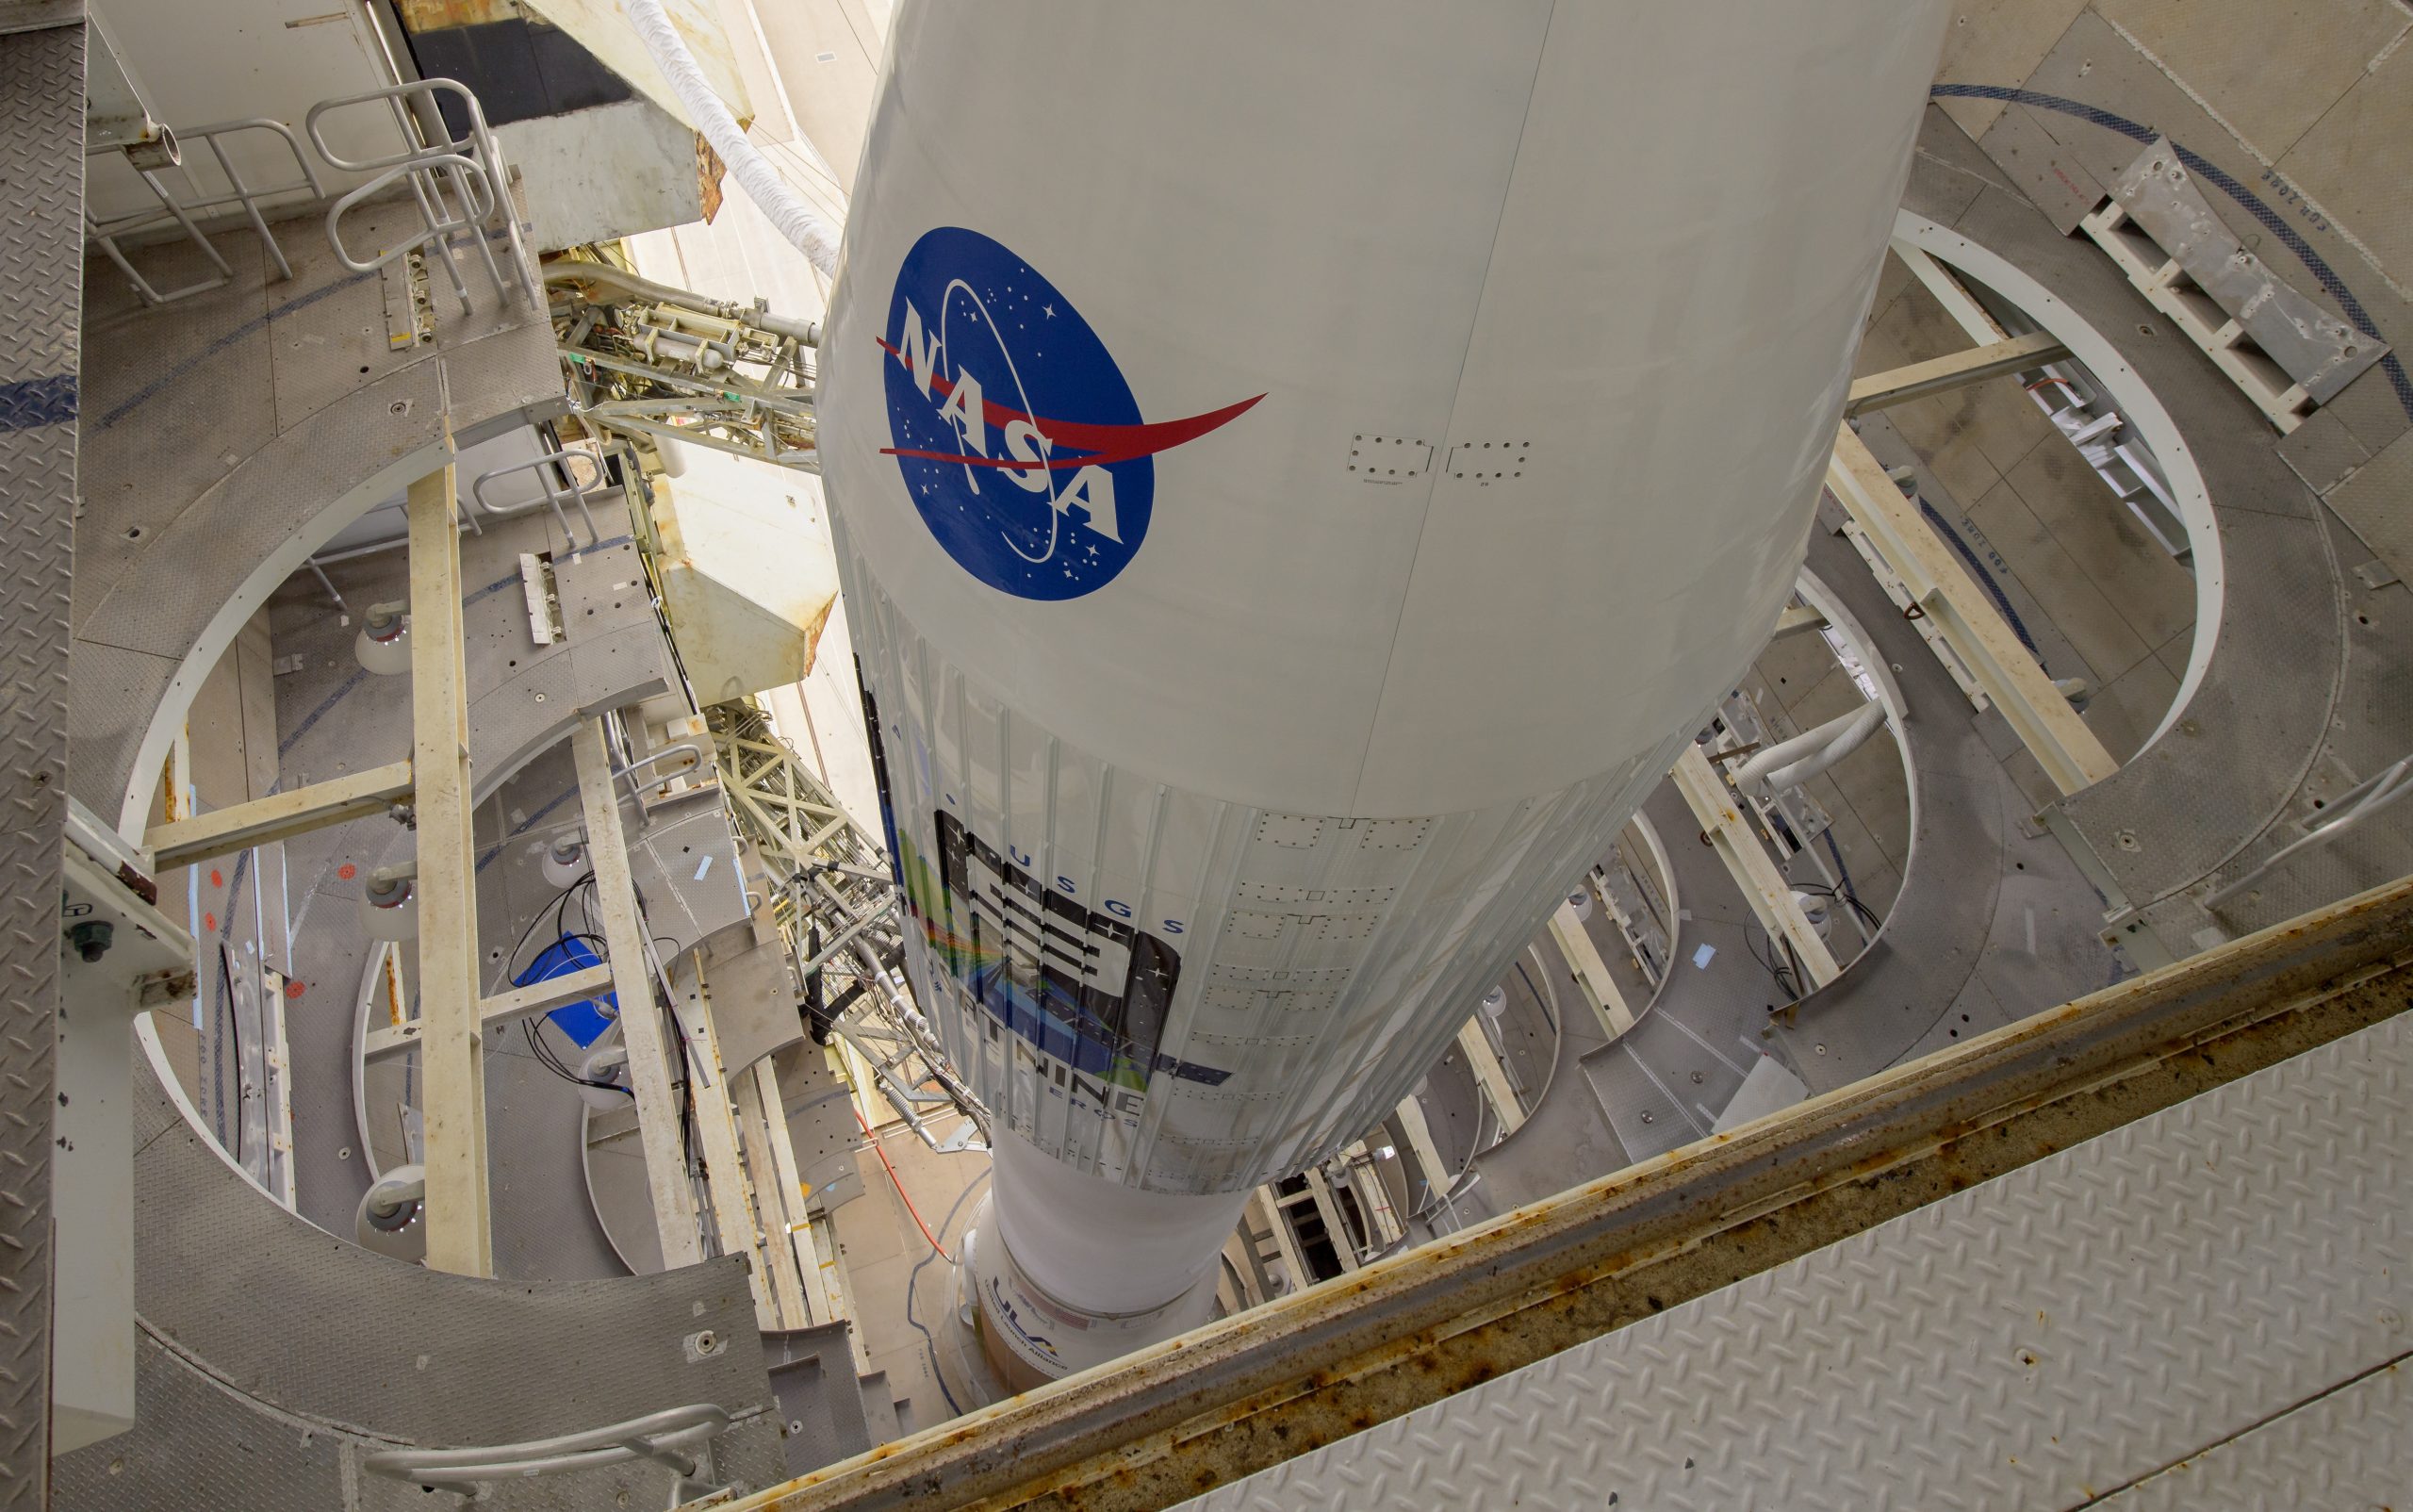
[855,1105,953,1263]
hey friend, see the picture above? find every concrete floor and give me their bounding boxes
[829,1111,990,1433]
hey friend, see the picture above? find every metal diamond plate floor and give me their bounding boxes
[0,18,84,1510]
[1182,1007,2413,1511]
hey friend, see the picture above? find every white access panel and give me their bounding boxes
[1183,1011,2413,1510]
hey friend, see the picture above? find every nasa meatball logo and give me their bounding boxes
[879,226,1261,600]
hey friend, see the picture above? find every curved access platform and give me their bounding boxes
[1894,108,2409,959]
[69,201,563,838]
[50,1045,784,1512]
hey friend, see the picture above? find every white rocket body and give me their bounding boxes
[821,1,1949,1376]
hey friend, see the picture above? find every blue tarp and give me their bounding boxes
[517,937,616,1048]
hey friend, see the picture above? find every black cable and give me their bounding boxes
[1788,879,1882,931]
[1744,921,1800,1000]
[519,1017,632,1095]
[502,874,593,985]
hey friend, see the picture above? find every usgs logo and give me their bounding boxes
[878,226,1260,600]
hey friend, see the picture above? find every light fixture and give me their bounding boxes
[358,865,418,942]
[539,833,588,889]
[353,1164,426,1263]
[353,600,411,675]
[1566,887,1595,922]
[576,1044,631,1112]
[1482,986,1508,1018]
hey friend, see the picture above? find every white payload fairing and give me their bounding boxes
[819,2,1950,1381]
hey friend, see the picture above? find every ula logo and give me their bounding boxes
[879,227,1261,600]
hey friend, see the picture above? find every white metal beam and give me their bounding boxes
[733,1059,813,1329]
[572,716,705,1268]
[1547,900,1634,1038]
[1827,423,2118,796]
[1392,1097,1453,1213]
[667,949,783,1328]
[145,759,413,871]
[408,459,491,1278]
[1845,331,2069,416]
[1302,1167,1359,1273]
[363,963,616,1062]
[1455,1017,1528,1139]
[1671,744,1841,992]
[1890,235,2010,345]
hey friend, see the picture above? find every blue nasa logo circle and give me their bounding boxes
[878,228,1261,601]
[881,228,1147,600]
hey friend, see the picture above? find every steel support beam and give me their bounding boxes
[1845,330,2069,416]
[572,716,704,1268]
[407,458,491,1278]
[1453,1016,1527,1139]
[733,1061,813,1329]
[1670,744,1841,990]
[1891,235,2009,345]
[1547,898,1634,1038]
[1827,422,2118,796]
[724,872,2413,1512]
[362,962,616,1063]
[145,759,413,871]
[673,953,787,1329]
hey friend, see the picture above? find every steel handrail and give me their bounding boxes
[470,448,608,550]
[321,149,503,318]
[306,79,536,311]
[2205,756,2413,911]
[362,1402,733,1488]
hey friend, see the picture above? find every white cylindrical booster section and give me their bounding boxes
[990,1131,1247,1317]
[821,0,1950,1371]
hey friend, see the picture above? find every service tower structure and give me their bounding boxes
[818,0,1952,1382]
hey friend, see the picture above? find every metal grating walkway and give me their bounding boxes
[1185,1005,2413,1510]
[0,16,84,1510]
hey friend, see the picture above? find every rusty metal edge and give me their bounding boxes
[724,874,2413,1512]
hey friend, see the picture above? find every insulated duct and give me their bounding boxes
[622,0,842,278]
[1732,701,1889,798]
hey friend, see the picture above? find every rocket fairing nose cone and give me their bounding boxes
[820,0,1954,1372]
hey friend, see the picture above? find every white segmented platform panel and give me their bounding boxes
[1181,1011,2413,1510]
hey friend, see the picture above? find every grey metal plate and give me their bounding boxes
[2098,1358,2413,1509]
[1185,1006,2413,1511]
[123,1055,779,1454]
[0,20,81,1508]
[2107,136,2386,404]
[54,1329,789,1512]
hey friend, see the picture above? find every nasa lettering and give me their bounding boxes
[879,226,1261,600]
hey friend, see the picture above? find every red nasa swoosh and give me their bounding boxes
[877,337,1262,470]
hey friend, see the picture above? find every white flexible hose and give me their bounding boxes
[1733,700,1888,797]
[624,0,843,278]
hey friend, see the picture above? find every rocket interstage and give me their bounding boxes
[820,2,1952,1379]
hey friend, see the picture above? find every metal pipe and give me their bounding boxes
[2205,757,2413,911]
[304,558,348,614]
[363,1403,732,1487]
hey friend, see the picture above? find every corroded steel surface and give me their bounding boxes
[721,873,2413,1512]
